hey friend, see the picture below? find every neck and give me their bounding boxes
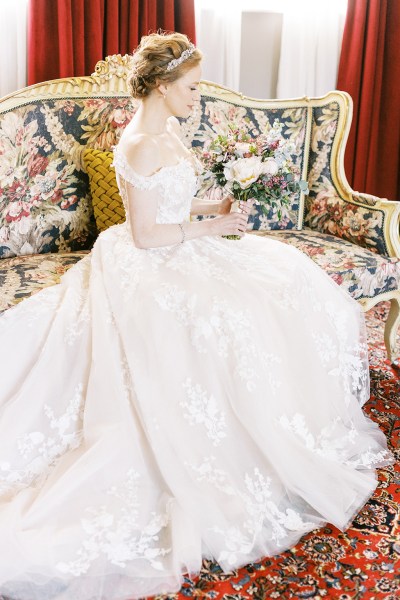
[134,96,172,135]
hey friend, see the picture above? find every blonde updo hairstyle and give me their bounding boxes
[129,32,202,99]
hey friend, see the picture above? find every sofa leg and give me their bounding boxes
[384,294,400,364]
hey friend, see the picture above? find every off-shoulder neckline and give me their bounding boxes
[113,145,195,179]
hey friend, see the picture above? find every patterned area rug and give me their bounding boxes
[152,303,400,600]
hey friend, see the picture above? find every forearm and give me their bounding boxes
[132,218,216,249]
[190,197,220,215]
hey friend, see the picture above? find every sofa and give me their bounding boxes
[0,54,399,361]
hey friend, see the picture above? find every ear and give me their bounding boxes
[158,83,168,97]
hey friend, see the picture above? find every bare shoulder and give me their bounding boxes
[168,116,181,137]
[119,134,161,177]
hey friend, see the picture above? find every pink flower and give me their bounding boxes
[27,154,49,178]
[61,195,78,209]
[7,179,29,202]
[5,200,31,222]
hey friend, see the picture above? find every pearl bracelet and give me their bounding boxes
[178,223,186,244]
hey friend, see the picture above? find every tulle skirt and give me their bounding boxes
[0,225,393,599]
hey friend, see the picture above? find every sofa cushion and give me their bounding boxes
[255,229,400,300]
[0,251,88,314]
[84,148,125,232]
[0,98,136,259]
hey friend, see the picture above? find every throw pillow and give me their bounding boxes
[83,148,126,232]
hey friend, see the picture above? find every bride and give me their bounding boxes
[0,32,393,600]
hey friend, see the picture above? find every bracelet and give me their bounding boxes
[178,222,186,244]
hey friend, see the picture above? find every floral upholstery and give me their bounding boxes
[258,229,400,300]
[0,98,136,259]
[0,251,88,314]
[183,97,308,231]
[306,102,388,256]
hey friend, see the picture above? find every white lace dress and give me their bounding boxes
[0,147,393,600]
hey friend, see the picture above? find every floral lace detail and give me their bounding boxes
[324,301,369,405]
[311,331,338,365]
[345,449,394,468]
[186,456,314,565]
[153,284,260,391]
[278,414,358,459]
[112,146,197,225]
[0,383,84,498]
[181,378,227,446]
[165,243,232,283]
[278,413,393,468]
[63,259,91,345]
[56,469,171,576]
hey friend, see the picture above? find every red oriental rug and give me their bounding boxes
[153,303,400,600]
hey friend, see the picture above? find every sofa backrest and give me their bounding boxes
[0,54,354,258]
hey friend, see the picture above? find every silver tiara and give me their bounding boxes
[166,43,196,71]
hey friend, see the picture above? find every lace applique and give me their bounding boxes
[56,469,171,576]
[278,414,358,458]
[0,383,84,498]
[165,244,232,283]
[153,284,260,391]
[278,413,393,467]
[311,331,338,365]
[345,449,394,468]
[181,379,227,446]
[185,456,314,565]
[112,149,164,191]
[112,146,197,225]
[323,301,369,405]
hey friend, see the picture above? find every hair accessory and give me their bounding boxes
[178,223,186,243]
[166,44,196,72]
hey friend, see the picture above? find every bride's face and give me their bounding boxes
[164,64,202,119]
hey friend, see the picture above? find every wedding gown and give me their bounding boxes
[0,147,393,600]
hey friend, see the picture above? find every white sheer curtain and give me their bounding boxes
[0,0,29,98]
[276,0,348,98]
[195,0,242,91]
[195,0,348,99]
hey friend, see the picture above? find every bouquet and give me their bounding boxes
[201,122,309,239]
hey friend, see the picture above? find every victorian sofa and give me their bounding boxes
[0,55,399,361]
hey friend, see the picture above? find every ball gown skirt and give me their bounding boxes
[0,148,393,600]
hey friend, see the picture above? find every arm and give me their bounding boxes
[122,138,249,249]
[191,193,238,216]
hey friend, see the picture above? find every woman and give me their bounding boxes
[0,32,393,600]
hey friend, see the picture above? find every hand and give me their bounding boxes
[209,211,250,238]
[237,199,255,216]
[217,194,235,215]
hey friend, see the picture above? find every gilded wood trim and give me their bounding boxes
[359,290,400,363]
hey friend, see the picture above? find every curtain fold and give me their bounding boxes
[0,0,29,98]
[277,0,347,99]
[337,0,400,200]
[28,0,196,85]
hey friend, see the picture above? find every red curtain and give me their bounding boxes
[337,0,400,200]
[28,0,196,85]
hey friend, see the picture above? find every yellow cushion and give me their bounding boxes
[83,148,126,232]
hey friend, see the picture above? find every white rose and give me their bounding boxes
[262,158,279,176]
[224,156,263,189]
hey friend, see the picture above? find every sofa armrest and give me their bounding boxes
[305,92,400,259]
[350,192,400,257]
